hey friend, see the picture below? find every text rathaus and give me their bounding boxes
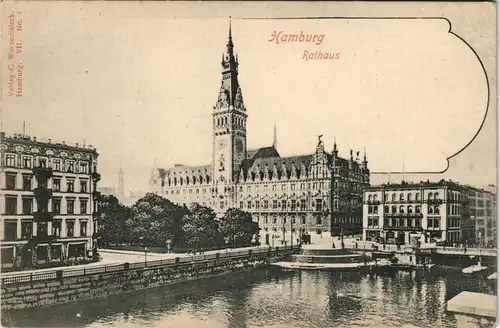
[149,23,370,239]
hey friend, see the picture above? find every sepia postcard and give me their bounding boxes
[0,1,497,328]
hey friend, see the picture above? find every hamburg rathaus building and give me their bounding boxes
[149,23,370,243]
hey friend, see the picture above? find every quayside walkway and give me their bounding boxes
[1,245,294,285]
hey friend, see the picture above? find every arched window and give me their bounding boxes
[407,193,412,201]
[174,177,177,185]
[407,206,413,214]
[434,192,439,200]
[217,118,220,126]
[225,117,228,125]
[428,206,434,214]
[368,195,373,202]
[368,206,373,214]
[206,175,210,183]
[186,177,190,185]
[392,194,397,202]
[416,193,420,201]
[428,192,432,200]
[180,178,183,185]
[415,205,421,213]
[400,193,404,201]
[168,179,171,186]
[385,193,389,201]
[391,205,397,214]
[435,206,440,214]
[193,176,197,184]
[373,195,378,202]
[384,205,389,213]
[399,205,405,213]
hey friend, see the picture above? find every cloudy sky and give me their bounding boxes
[2,2,496,192]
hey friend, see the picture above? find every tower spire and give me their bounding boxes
[273,122,277,150]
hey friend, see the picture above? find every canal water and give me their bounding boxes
[2,268,496,328]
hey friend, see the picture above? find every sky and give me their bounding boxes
[1,2,496,192]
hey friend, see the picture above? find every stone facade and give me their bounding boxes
[0,132,101,271]
[362,180,476,246]
[149,23,370,240]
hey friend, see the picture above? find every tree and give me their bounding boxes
[127,193,187,247]
[182,203,222,249]
[220,208,260,247]
[98,195,132,246]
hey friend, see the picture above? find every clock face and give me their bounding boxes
[219,140,226,149]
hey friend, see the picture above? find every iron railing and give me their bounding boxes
[1,245,299,285]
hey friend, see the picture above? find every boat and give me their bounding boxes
[462,261,488,275]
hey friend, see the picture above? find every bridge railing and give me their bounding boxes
[1,245,300,286]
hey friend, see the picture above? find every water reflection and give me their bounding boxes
[2,268,496,328]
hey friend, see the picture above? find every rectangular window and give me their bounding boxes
[53,179,61,192]
[5,197,17,215]
[291,199,297,211]
[80,199,88,214]
[255,201,260,210]
[21,221,32,239]
[22,198,33,214]
[273,216,277,224]
[67,199,75,214]
[52,220,62,237]
[52,198,61,214]
[22,156,32,168]
[272,185,277,191]
[264,200,269,209]
[239,201,244,209]
[272,200,278,209]
[4,221,17,241]
[80,180,88,193]
[300,199,306,211]
[80,221,88,236]
[264,185,268,192]
[315,199,323,212]
[247,201,252,209]
[67,180,74,192]
[282,185,286,191]
[22,175,32,191]
[255,186,260,192]
[38,158,47,168]
[66,220,75,237]
[67,161,75,173]
[79,162,88,174]
[281,199,287,209]
[5,154,16,167]
[219,201,224,210]
[5,173,16,189]
[53,160,61,171]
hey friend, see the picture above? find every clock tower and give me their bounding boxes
[212,18,247,192]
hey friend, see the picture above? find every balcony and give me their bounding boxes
[34,187,53,202]
[33,166,53,184]
[33,211,54,222]
[91,172,101,182]
[366,201,381,205]
[426,199,443,204]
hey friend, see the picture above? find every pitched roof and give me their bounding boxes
[247,145,280,160]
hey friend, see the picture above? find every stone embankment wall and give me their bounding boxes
[2,249,293,311]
